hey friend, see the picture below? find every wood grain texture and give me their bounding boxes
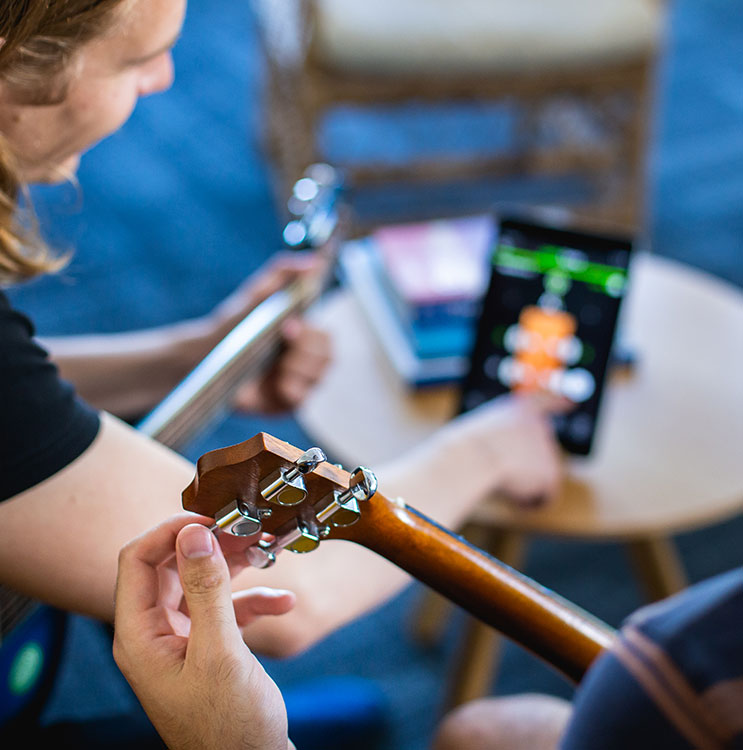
[182,434,615,683]
[298,253,743,539]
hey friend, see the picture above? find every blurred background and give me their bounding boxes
[6,1,741,748]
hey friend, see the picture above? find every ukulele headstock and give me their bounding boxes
[182,433,376,568]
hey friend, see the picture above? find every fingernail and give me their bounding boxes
[180,525,214,559]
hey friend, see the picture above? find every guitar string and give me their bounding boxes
[154,332,283,450]
[0,189,340,653]
[151,272,323,448]
[157,339,277,445]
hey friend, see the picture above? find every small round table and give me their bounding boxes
[297,252,743,704]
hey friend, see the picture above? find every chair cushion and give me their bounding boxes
[313,0,664,74]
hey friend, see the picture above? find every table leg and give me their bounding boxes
[410,522,493,645]
[410,589,452,646]
[445,529,526,709]
[624,535,688,602]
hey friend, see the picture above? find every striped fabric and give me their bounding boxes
[561,568,743,749]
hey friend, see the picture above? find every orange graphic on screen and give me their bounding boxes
[496,305,596,403]
[514,306,575,391]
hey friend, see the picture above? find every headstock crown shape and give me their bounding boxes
[183,433,615,684]
[182,433,376,568]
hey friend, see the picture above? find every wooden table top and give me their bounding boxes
[297,253,743,540]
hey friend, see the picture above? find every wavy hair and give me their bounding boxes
[0,0,129,283]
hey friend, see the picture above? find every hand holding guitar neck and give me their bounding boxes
[183,432,616,685]
[136,163,344,450]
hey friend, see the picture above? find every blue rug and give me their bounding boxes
[5,1,742,748]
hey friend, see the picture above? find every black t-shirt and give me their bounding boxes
[0,290,100,501]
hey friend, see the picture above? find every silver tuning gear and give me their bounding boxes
[260,447,327,507]
[241,461,377,567]
[211,446,326,539]
[245,539,277,569]
[211,500,273,537]
[264,467,378,560]
[316,466,377,528]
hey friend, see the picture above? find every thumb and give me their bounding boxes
[176,524,243,655]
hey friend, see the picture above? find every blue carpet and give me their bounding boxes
[4,1,742,748]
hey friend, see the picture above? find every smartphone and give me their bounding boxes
[459,216,634,455]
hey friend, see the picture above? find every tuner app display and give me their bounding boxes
[461,221,632,455]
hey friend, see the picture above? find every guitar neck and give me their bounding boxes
[334,491,615,683]
[181,433,616,682]
[137,284,306,451]
[137,165,345,452]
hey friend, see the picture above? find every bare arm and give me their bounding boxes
[0,395,560,657]
[0,412,412,654]
[42,252,331,419]
[0,413,195,618]
[236,394,563,656]
[42,317,217,418]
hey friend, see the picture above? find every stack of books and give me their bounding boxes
[339,215,494,387]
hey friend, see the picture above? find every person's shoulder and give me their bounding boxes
[626,567,743,649]
[620,567,743,702]
[560,570,743,749]
[0,288,35,336]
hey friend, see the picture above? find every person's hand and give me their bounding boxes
[439,394,567,509]
[211,251,326,332]
[210,252,332,414]
[232,315,332,414]
[113,514,294,750]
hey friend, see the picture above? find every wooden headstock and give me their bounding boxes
[183,433,615,683]
[182,433,376,567]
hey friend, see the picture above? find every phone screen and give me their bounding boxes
[459,218,633,455]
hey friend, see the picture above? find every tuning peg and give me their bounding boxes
[295,447,328,474]
[284,522,322,554]
[282,219,309,248]
[339,467,378,505]
[315,466,377,529]
[212,500,272,537]
[245,540,277,569]
[305,163,340,189]
[323,496,361,527]
[292,176,320,203]
[260,447,327,506]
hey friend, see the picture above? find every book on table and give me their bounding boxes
[339,215,494,387]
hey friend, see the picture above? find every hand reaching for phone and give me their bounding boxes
[437,393,568,509]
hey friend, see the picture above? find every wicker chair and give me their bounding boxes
[252,0,668,232]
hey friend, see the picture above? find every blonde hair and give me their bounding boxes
[0,0,129,283]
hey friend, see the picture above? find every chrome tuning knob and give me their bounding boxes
[284,522,322,554]
[245,540,277,569]
[212,500,272,537]
[260,447,327,506]
[317,466,377,529]
[341,467,378,504]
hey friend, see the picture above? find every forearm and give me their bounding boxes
[0,406,511,658]
[374,421,498,531]
[0,413,411,651]
[42,316,216,418]
[0,414,197,621]
[235,425,502,657]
